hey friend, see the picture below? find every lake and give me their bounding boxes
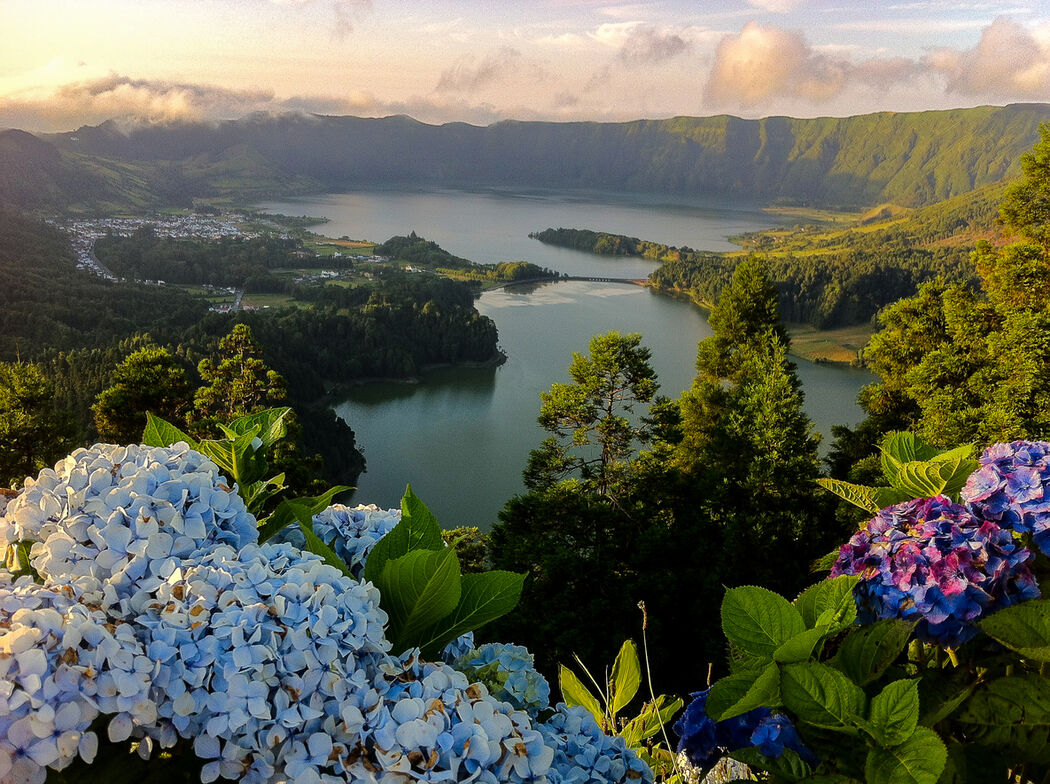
[258,189,874,529]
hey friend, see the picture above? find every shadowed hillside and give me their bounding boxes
[7,103,1044,212]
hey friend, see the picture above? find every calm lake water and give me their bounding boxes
[258,189,874,529]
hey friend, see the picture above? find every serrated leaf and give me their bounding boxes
[707,662,781,721]
[414,570,525,660]
[815,478,881,513]
[560,665,603,724]
[722,586,806,657]
[978,599,1050,661]
[197,430,267,485]
[610,639,641,715]
[377,547,462,654]
[221,407,291,448]
[256,485,351,542]
[917,672,974,728]
[868,680,919,747]
[795,576,860,631]
[871,487,915,508]
[401,484,442,536]
[142,412,197,448]
[864,727,946,784]
[363,490,444,584]
[954,675,1050,764]
[774,627,829,663]
[881,431,941,468]
[831,620,915,686]
[781,662,866,729]
[886,457,979,502]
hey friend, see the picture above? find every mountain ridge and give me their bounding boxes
[2,104,1046,212]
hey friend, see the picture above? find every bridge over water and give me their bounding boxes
[488,275,648,289]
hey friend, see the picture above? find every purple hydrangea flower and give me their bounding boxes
[831,495,1039,647]
[673,690,813,770]
[963,440,1050,555]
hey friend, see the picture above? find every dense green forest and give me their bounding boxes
[0,209,500,488]
[534,182,1001,329]
[375,233,560,282]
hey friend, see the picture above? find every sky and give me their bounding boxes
[1,0,1048,132]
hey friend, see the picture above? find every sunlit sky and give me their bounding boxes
[2,0,1049,132]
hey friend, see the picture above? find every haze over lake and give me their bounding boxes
[259,189,872,528]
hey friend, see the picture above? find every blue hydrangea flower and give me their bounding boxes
[452,642,551,718]
[831,495,1039,647]
[273,503,400,579]
[0,443,257,614]
[673,690,814,771]
[439,631,475,664]
[538,704,653,784]
[133,541,391,784]
[0,580,156,783]
[963,440,1050,555]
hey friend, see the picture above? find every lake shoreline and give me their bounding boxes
[324,350,508,395]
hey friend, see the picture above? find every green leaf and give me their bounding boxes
[721,586,806,657]
[868,680,919,747]
[620,695,684,747]
[142,412,197,448]
[831,620,915,686]
[255,485,352,543]
[917,672,974,728]
[815,478,882,513]
[774,627,829,664]
[978,598,1050,661]
[610,639,642,715]
[560,664,604,724]
[298,522,354,578]
[781,662,866,729]
[954,675,1050,764]
[794,576,860,631]
[864,727,947,784]
[377,547,462,654]
[707,663,781,721]
[892,458,979,501]
[363,489,444,584]
[240,474,286,517]
[881,431,941,471]
[401,484,442,535]
[4,541,39,581]
[220,407,292,449]
[872,487,916,508]
[732,747,813,782]
[197,429,267,485]
[414,570,525,660]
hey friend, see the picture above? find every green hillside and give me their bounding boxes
[6,104,1044,213]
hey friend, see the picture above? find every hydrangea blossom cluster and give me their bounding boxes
[673,690,813,771]
[361,653,555,783]
[0,580,157,784]
[831,495,1039,647]
[0,443,257,614]
[453,642,552,719]
[0,444,653,784]
[963,440,1050,555]
[538,704,654,784]
[274,503,400,579]
[133,541,391,784]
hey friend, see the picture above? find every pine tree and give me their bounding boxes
[92,345,192,444]
[192,324,287,426]
[0,362,77,487]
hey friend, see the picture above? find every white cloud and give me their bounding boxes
[925,16,1050,98]
[703,22,850,106]
[746,0,807,12]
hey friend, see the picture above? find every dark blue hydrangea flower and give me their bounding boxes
[673,690,814,770]
[831,495,1039,648]
[963,440,1050,555]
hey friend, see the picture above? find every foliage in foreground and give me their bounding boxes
[677,433,1050,784]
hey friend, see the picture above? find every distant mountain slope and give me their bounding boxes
[8,103,1048,211]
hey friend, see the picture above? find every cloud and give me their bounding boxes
[746,0,806,11]
[703,22,850,106]
[925,17,1050,98]
[617,26,692,64]
[0,73,375,132]
[435,48,552,93]
[268,0,372,40]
